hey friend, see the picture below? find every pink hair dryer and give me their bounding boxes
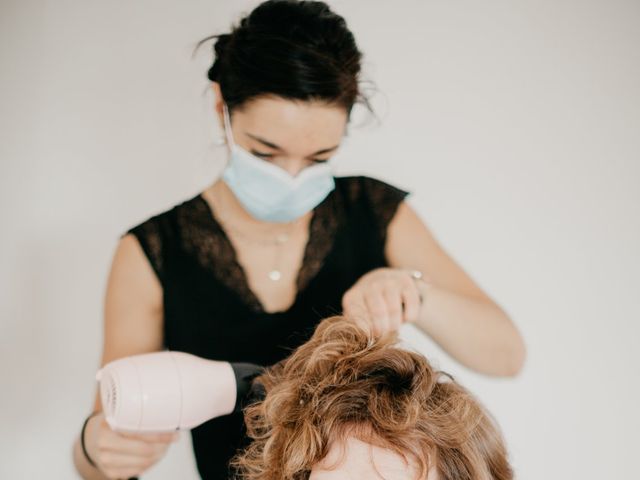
[95,351,236,433]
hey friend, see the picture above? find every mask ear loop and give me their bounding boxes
[220,103,236,172]
[222,102,235,147]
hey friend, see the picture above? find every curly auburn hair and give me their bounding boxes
[230,316,514,480]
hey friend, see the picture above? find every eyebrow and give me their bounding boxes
[244,132,340,156]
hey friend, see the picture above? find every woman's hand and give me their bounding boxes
[341,267,428,337]
[84,411,179,479]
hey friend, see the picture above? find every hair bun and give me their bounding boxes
[213,33,232,57]
[194,0,375,117]
[206,33,232,82]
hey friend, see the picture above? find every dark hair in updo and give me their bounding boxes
[192,0,376,121]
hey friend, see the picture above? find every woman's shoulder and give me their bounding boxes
[119,193,204,280]
[334,174,411,211]
[122,193,203,238]
[334,175,411,242]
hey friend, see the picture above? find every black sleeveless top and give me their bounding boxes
[123,175,410,479]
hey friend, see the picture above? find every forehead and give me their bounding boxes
[233,96,348,147]
[308,435,430,480]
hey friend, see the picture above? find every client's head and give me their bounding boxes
[231,315,513,480]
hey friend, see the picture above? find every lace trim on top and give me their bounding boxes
[176,187,343,314]
[126,176,410,315]
[126,216,165,282]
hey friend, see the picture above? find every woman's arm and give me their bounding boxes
[73,233,165,478]
[385,202,526,377]
[72,436,111,480]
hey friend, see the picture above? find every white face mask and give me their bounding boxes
[220,102,336,223]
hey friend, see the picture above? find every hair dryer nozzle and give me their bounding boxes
[96,351,237,433]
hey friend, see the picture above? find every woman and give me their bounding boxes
[90,315,514,480]
[73,1,525,479]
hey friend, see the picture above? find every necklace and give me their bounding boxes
[211,188,302,282]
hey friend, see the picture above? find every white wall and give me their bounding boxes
[1,0,638,478]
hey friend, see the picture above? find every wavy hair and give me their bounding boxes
[231,316,513,480]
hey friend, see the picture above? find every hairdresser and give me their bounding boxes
[72,1,526,479]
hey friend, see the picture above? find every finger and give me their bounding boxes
[101,465,145,480]
[99,433,157,457]
[383,285,404,330]
[118,430,179,444]
[364,289,390,336]
[96,448,151,469]
[342,290,366,319]
[101,468,139,480]
[347,295,375,335]
[98,442,170,476]
[343,299,375,336]
[401,281,421,323]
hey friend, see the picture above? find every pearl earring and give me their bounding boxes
[213,133,226,146]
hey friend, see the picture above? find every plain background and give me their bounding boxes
[1,0,638,478]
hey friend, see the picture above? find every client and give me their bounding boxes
[228,315,514,480]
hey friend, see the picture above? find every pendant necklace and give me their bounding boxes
[213,190,301,282]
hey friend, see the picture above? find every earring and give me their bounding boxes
[213,132,226,146]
